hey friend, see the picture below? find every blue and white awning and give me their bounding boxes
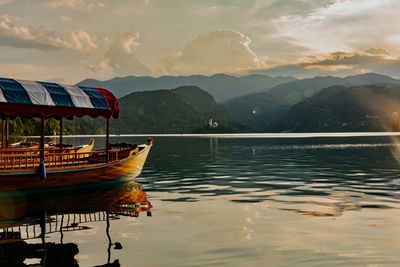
[0,78,120,119]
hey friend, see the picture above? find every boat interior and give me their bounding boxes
[0,137,148,172]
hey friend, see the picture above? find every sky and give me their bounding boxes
[0,0,400,83]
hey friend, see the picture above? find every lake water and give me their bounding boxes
[2,135,400,266]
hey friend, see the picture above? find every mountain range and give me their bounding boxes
[269,84,400,132]
[224,73,400,131]
[62,72,400,134]
[78,74,296,102]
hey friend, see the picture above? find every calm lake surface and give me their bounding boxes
[2,135,400,266]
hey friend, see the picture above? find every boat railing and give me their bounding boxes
[0,146,135,171]
[0,211,114,241]
[0,201,152,242]
[0,146,80,155]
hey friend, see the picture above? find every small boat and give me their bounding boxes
[8,137,40,148]
[9,137,94,153]
[0,77,152,192]
[54,138,95,159]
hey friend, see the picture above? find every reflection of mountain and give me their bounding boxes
[0,181,152,267]
[78,74,296,102]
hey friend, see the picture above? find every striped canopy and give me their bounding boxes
[0,78,119,119]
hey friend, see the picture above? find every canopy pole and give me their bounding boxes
[1,119,4,148]
[38,117,47,181]
[59,118,63,151]
[106,118,110,163]
[40,117,45,162]
[5,118,9,147]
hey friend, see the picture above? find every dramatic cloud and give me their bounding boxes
[252,48,400,78]
[364,47,390,56]
[161,30,266,75]
[41,0,104,11]
[0,0,12,5]
[90,32,151,76]
[250,0,333,19]
[71,30,98,53]
[0,25,152,77]
[1,1,400,82]
[272,0,400,54]
[0,14,71,50]
[301,49,400,77]
[0,15,97,52]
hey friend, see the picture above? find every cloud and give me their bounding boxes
[161,30,266,75]
[0,0,12,5]
[271,0,400,54]
[0,63,70,82]
[301,49,400,77]
[0,14,72,50]
[117,32,140,54]
[60,16,71,22]
[251,0,332,19]
[364,47,390,57]
[71,30,98,53]
[251,48,400,78]
[41,0,104,11]
[88,32,151,76]
[0,14,97,52]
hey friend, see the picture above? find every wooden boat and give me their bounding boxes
[0,77,152,191]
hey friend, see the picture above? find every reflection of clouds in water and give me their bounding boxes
[389,136,400,166]
[23,259,41,265]
[127,220,144,226]
[253,143,397,151]
[72,225,98,237]
[120,232,142,240]
[130,192,400,266]
[242,206,259,242]
[75,254,90,260]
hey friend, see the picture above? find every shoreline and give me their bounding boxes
[26,132,400,139]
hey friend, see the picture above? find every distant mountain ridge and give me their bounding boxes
[224,73,400,131]
[267,72,400,98]
[77,73,296,102]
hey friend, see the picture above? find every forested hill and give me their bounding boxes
[224,73,400,131]
[111,86,233,134]
[269,85,400,132]
[5,86,232,136]
[78,74,295,102]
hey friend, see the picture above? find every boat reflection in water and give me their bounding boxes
[0,179,152,267]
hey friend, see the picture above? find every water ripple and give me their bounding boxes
[139,137,400,217]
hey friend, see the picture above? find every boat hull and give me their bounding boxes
[0,144,151,191]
